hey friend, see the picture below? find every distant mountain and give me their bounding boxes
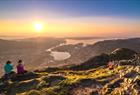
[0,37,65,52]
[89,38,140,54]
[46,38,140,68]
[63,36,105,40]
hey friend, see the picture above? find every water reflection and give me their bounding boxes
[50,51,71,61]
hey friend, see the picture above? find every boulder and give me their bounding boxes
[42,75,66,86]
[11,72,39,82]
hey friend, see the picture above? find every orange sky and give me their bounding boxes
[0,16,140,38]
[0,0,140,39]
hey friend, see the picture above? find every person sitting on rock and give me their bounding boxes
[4,61,14,74]
[17,60,27,74]
[107,61,114,70]
[3,60,15,81]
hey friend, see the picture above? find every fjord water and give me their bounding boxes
[47,38,111,61]
[50,51,71,61]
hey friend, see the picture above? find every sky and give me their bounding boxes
[0,0,140,38]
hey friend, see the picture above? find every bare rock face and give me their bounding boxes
[124,70,138,78]
[70,79,102,95]
[42,75,66,86]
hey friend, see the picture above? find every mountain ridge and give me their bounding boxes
[0,48,140,95]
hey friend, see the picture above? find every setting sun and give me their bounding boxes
[34,22,43,32]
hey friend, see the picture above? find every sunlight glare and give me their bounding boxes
[34,22,43,32]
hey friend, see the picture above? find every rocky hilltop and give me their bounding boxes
[0,48,140,95]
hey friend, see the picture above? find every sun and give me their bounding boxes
[34,22,43,32]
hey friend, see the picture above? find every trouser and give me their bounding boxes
[2,71,16,82]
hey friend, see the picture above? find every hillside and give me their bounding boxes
[0,37,65,75]
[89,38,140,54]
[0,37,65,52]
[50,38,140,67]
[0,48,140,95]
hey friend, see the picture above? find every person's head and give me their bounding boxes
[18,60,22,64]
[6,60,11,64]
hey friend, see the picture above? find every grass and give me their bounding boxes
[2,65,140,95]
